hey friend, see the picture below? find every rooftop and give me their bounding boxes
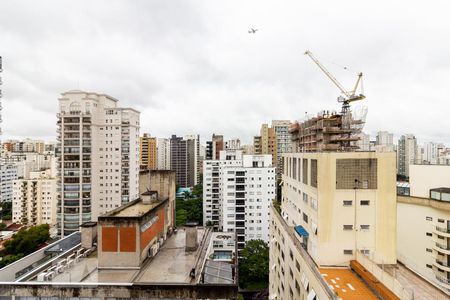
[23,228,212,284]
[100,198,167,219]
[320,268,377,300]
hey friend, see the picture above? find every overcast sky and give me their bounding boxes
[1,0,449,145]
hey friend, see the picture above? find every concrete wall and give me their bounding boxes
[410,164,450,198]
[282,151,397,266]
[397,195,450,292]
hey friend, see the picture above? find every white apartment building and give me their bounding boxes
[0,163,18,202]
[269,151,398,300]
[356,132,371,151]
[376,131,394,146]
[156,138,171,170]
[203,150,275,250]
[2,152,56,179]
[272,120,293,176]
[398,134,417,177]
[397,164,450,295]
[57,90,140,237]
[12,169,57,226]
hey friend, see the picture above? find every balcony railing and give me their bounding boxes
[436,259,450,268]
[436,242,450,251]
[436,275,450,285]
[436,226,450,234]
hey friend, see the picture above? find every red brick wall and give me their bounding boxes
[119,227,136,252]
[102,227,118,252]
[140,207,165,251]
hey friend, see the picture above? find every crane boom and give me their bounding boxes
[304,50,350,98]
[304,50,365,113]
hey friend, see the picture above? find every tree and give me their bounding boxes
[0,223,7,230]
[176,209,187,226]
[238,239,269,290]
[0,224,50,268]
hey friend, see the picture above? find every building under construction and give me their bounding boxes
[289,108,367,152]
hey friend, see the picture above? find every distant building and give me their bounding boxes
[0,163,18,202]
[242,144,254,155]
[356,132,371,151]
[376,131,394,146]
[156,138,171,170]
[397,164,450,295]
[170,134,200,187]
[12,169,57,226]
[253,135,262,154]
[398,134,417,177]
[205,134,224,160]
[139,133,157,170]
[225,138,241,150]
[203,150,275,249]
[56,90,140,237]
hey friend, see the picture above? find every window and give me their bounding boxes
[343,200,352,206]
[360,200,370,206]
[426,232,432,237]
[343,225,353,230]
[426,216,432,221]
[438,219,445,223]
[343,250,353,255]
[426,248,432,253]
[360,225,370,230]
[303,213,308,223]
[426,264,432,268]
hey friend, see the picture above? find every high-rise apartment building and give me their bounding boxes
[156,138,171,170]
[56,90,140,237]
[260,124,277,168]
[205,134,224,160]
[0,163,18,202]
[139,133,157,170]
[12,169,57,226]
[376,131,394,146]
[398,134,417,177]
[225,138,241,150]
[253,136,262,154]
[272,120,293,174]
[3,139,45,154]
[356,132,371,151]
[203,150,275,249]
[170,134,200,187]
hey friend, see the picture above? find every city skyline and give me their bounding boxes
[0,1,450,145]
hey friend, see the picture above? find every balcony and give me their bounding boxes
[435,275,450,289]
[434,259,450,272]
[435,226,450,238]
[434,242,450,255]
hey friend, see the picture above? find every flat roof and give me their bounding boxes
[320,268,378,300]
[29,228,210,284]
[100,198,167,219]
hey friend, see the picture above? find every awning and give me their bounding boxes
[295,225,309,237]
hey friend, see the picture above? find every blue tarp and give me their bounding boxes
[295,225,309,237]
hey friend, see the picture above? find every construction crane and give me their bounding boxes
[304,50,365,114]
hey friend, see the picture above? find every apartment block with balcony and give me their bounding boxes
[269,151,401,300]
[203,150,275,250]
[0,163,18,202]
[139,133,157,170]
[56,90,140,237]
[397,164,450,295]
[12,169,56,226]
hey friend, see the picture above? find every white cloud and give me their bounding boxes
[1,0,449,145]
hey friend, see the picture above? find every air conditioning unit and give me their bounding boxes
[37,272,47,282]
[45,271,55,281]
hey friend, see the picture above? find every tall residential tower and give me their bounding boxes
[56,90,140,237]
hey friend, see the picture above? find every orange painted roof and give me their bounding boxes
[320,268,378,300]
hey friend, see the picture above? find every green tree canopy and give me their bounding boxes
[238,239,269,289]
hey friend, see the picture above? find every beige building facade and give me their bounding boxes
[12,169,57,226]
[397,164,450,295]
